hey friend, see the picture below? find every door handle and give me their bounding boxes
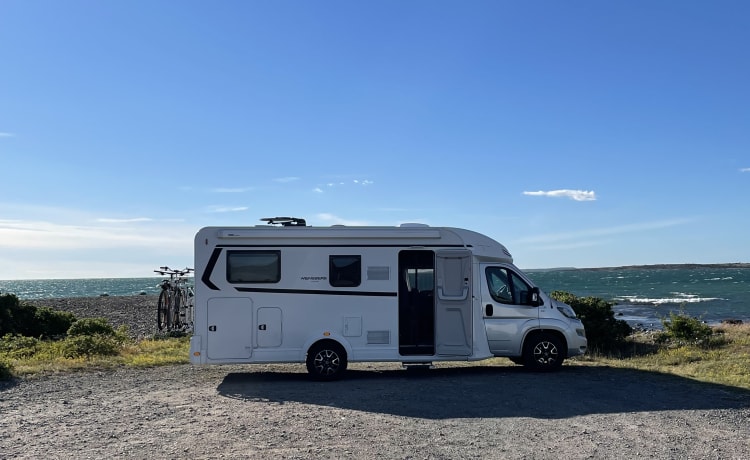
[485,304,493,316]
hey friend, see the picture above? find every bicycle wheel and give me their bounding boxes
[157,290,170,331]
[184,287,194,331]
[172,289,183,330]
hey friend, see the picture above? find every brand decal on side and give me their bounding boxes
[301,276,327,281]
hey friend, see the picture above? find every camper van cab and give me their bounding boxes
[190,218,587,379]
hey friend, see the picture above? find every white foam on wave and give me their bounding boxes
[616,293,723,305]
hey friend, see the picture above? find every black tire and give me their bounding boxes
[523,332,564,371]
[172,290,182,330]
[306,341,348,381]
[157,290,170,331]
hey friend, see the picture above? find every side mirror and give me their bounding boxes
[529,287,542,307]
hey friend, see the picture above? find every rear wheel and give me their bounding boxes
[306,341,348,381]
[172,291,183,329]
[157,290,170,331]
[523,332,564,371]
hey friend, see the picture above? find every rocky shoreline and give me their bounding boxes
[25,295,160,339]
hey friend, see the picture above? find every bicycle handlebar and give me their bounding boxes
[154,266,194,277]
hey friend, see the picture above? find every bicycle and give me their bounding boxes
[155,266,194,332]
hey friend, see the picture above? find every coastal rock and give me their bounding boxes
[721,319,744,325]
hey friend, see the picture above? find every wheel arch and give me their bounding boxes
[301,333,352,362]
[523,328,568,359]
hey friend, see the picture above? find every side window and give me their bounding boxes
[227,251,281,283]
[486,267,536,305]
[509,272,534,305]
[486,267,513,304]
[329,255,361,287]
[407,268,434,293]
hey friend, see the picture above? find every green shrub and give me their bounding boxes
[551,291,632,353]
[1,293,78,338]
[0,334,41,359]
[661,311,714,346]
[0,293,36,337]
[0,293,20,336]
[33,307,77,338]
[0,358,13,380]
[62,318,127,358]
[61,334,121,358]
[67,318,115,337]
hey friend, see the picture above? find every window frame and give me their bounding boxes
[485,266,535,305]
[226,250,281,284]
[329,254,362,287]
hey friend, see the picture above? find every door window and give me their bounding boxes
[485,267,535,305]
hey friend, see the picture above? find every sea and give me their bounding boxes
[1,266,749,329]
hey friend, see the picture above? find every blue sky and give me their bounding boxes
[1,1,749,280]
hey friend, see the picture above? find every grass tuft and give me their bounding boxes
[121,336,190,367]
[585,323,750,390]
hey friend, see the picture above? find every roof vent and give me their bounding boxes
[261,217,307,227]
[400,223,429,228]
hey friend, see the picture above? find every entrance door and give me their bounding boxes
[206,297,253,360]
[398,250,435,355]
[435,250,473,356]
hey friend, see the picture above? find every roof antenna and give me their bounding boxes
[260,216,307,227]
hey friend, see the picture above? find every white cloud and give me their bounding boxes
[0,132,14,138]
[211,187,253,193]
[0,219,192,251]
[274,176,300,183]
[740,168,750,173]
[206,206,248,213]
[314,213,373,226]
[312,187,324,193]
[313,179,375,193]
[0,206,196,279]
[523,189,596,201]
[516,218,695,245]
[96,217,154,223]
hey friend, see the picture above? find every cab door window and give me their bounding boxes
[485,267,536,305]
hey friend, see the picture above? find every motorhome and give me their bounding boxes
[189,217,587,379]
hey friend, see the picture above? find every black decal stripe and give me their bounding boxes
[201,248,222,290]
[235,287,397,297]
[217,244,470,248]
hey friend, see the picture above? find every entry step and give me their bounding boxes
[401,362,434,370]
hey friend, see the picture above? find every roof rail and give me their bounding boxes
[260,216,307,227]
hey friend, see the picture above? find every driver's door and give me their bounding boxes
[481,265,540,355]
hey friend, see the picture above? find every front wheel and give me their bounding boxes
[523,332,564,371]
[306,341,348,381]
[157,290,170,331]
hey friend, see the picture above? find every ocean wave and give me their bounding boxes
[615,294,723,305]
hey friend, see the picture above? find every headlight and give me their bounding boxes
[557,305,578,319]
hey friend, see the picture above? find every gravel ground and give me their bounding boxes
[2,296,750,459]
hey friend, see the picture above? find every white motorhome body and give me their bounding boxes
[190,220,587,379]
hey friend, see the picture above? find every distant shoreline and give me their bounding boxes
[526,263,750,272]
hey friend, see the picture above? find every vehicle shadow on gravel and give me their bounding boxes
[216,365,750,420]
[0,379,19,391]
